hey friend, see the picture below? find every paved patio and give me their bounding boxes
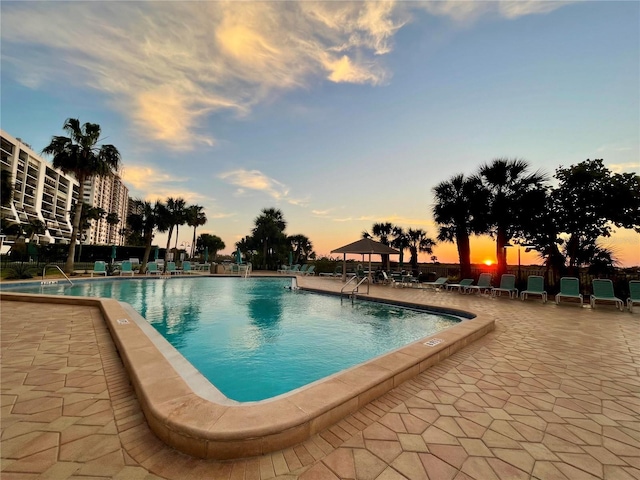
[1,276,639,479]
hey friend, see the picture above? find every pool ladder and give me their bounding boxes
[42,264,73,286]
[340,275,369,304]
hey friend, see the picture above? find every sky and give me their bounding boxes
[1,1,639,267]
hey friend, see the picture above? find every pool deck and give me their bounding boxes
[1,274,639,479]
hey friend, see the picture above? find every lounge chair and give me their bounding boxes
[445,278,474,293]
[421,277,448,291]
[465,273,492,294]
[302,265,315,276]
[628,280,640,313]
[297,264,309,275]
[91,261,107,277]
[555,277,583,306]
[590,279,624,311]
[166,262,181,275]
[319,265,342,277]
[182,261,194,274]
[146,262,160,275]
[520,275,547,303]
[289,264,301,274]
[277,264,290,274]
[119,260,134,276]
[491,274,518,298]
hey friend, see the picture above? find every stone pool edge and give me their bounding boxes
[0,291,494,460]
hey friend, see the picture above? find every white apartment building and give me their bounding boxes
[82,173,129,246]
[1,129,78,245]
[1,129,129,247]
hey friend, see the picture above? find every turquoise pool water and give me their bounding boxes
[6,277,460,401]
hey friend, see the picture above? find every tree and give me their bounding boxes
[252,208,287,270]
[432,174,488,279]
[363,222,394,271]
[105,212,120,245]
[196,233,225,261]
[186,205,207,258]
[162,197,186,268]
[42,119,121,274]
[127,200,168,274]
[391,226,410,271]
[406,228,436,274]
[479,158,547,278]
[552,159,640,273]
[74,205,106,261]
[288,234,315,264]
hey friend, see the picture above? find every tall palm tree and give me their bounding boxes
[391,226,410,271]
[479,158,547,277]
[42,119,121,274]
[406,228,436,275]
[186,205,207,258]
[252,208,286,270]
[289,234,314,264]
[127,200,168,274]
[363,222,394,271]
[162,197,186,267]
[432,174,488,279]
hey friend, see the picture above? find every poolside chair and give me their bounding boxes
[421,277,448,291]
[91,261,107,277]
[277,264,290,274]
[182,261,194,275]
[590,279,624,311]
[302,265,315,276]
[119,260,135,276]
[166,262,181,275]
[491,274,518,299]
[289,264,301,274]
[445,278,474,293]
[297,264,309,275]
[520,275,547,303]
[465,273,492,294]
[555,277,583,306]
[628,280,640,313]
[319,265,342,278]
[146,262,160,276]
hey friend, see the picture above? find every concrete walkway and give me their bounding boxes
[1,276,639,479]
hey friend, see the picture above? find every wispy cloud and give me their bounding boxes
[218,168,291,201]
[1,2,405,148]
[607,162,640,174]
[1,1,569,150]
[122,164,206,204]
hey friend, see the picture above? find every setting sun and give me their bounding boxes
[484,260,493,266]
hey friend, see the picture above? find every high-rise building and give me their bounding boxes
[1,129,78,245]
[82,172,129,246]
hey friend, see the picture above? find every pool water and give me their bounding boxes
[7,277,460,401]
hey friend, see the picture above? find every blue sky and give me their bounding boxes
[2,1,638,266]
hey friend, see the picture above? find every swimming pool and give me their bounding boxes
[5,277,460,402]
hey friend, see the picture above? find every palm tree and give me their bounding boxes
[252,208,287,270]
[127,200,168,274]
[289,234,314,264]
[391,226,410,271]
[432,174,488,279]
[479,158,547,277]
[362,222,394,271]
[406,228,436,275]
[162,197,186,268]
[42,119,121,274]
[186,205,207,258]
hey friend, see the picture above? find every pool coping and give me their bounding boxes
[0,284,494,460]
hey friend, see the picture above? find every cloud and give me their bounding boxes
[608,162,640,174]
[218,168,290,200]
[121,164,207,204]
[417,0,573,23]
[1,1,405,148]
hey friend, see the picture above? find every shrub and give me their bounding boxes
[4,262,35,280]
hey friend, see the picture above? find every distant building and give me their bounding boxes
[1,129,78,245]
[82,173,129,246]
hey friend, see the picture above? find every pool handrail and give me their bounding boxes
[42,264,73,285]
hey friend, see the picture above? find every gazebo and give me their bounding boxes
[331,238,400,282]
